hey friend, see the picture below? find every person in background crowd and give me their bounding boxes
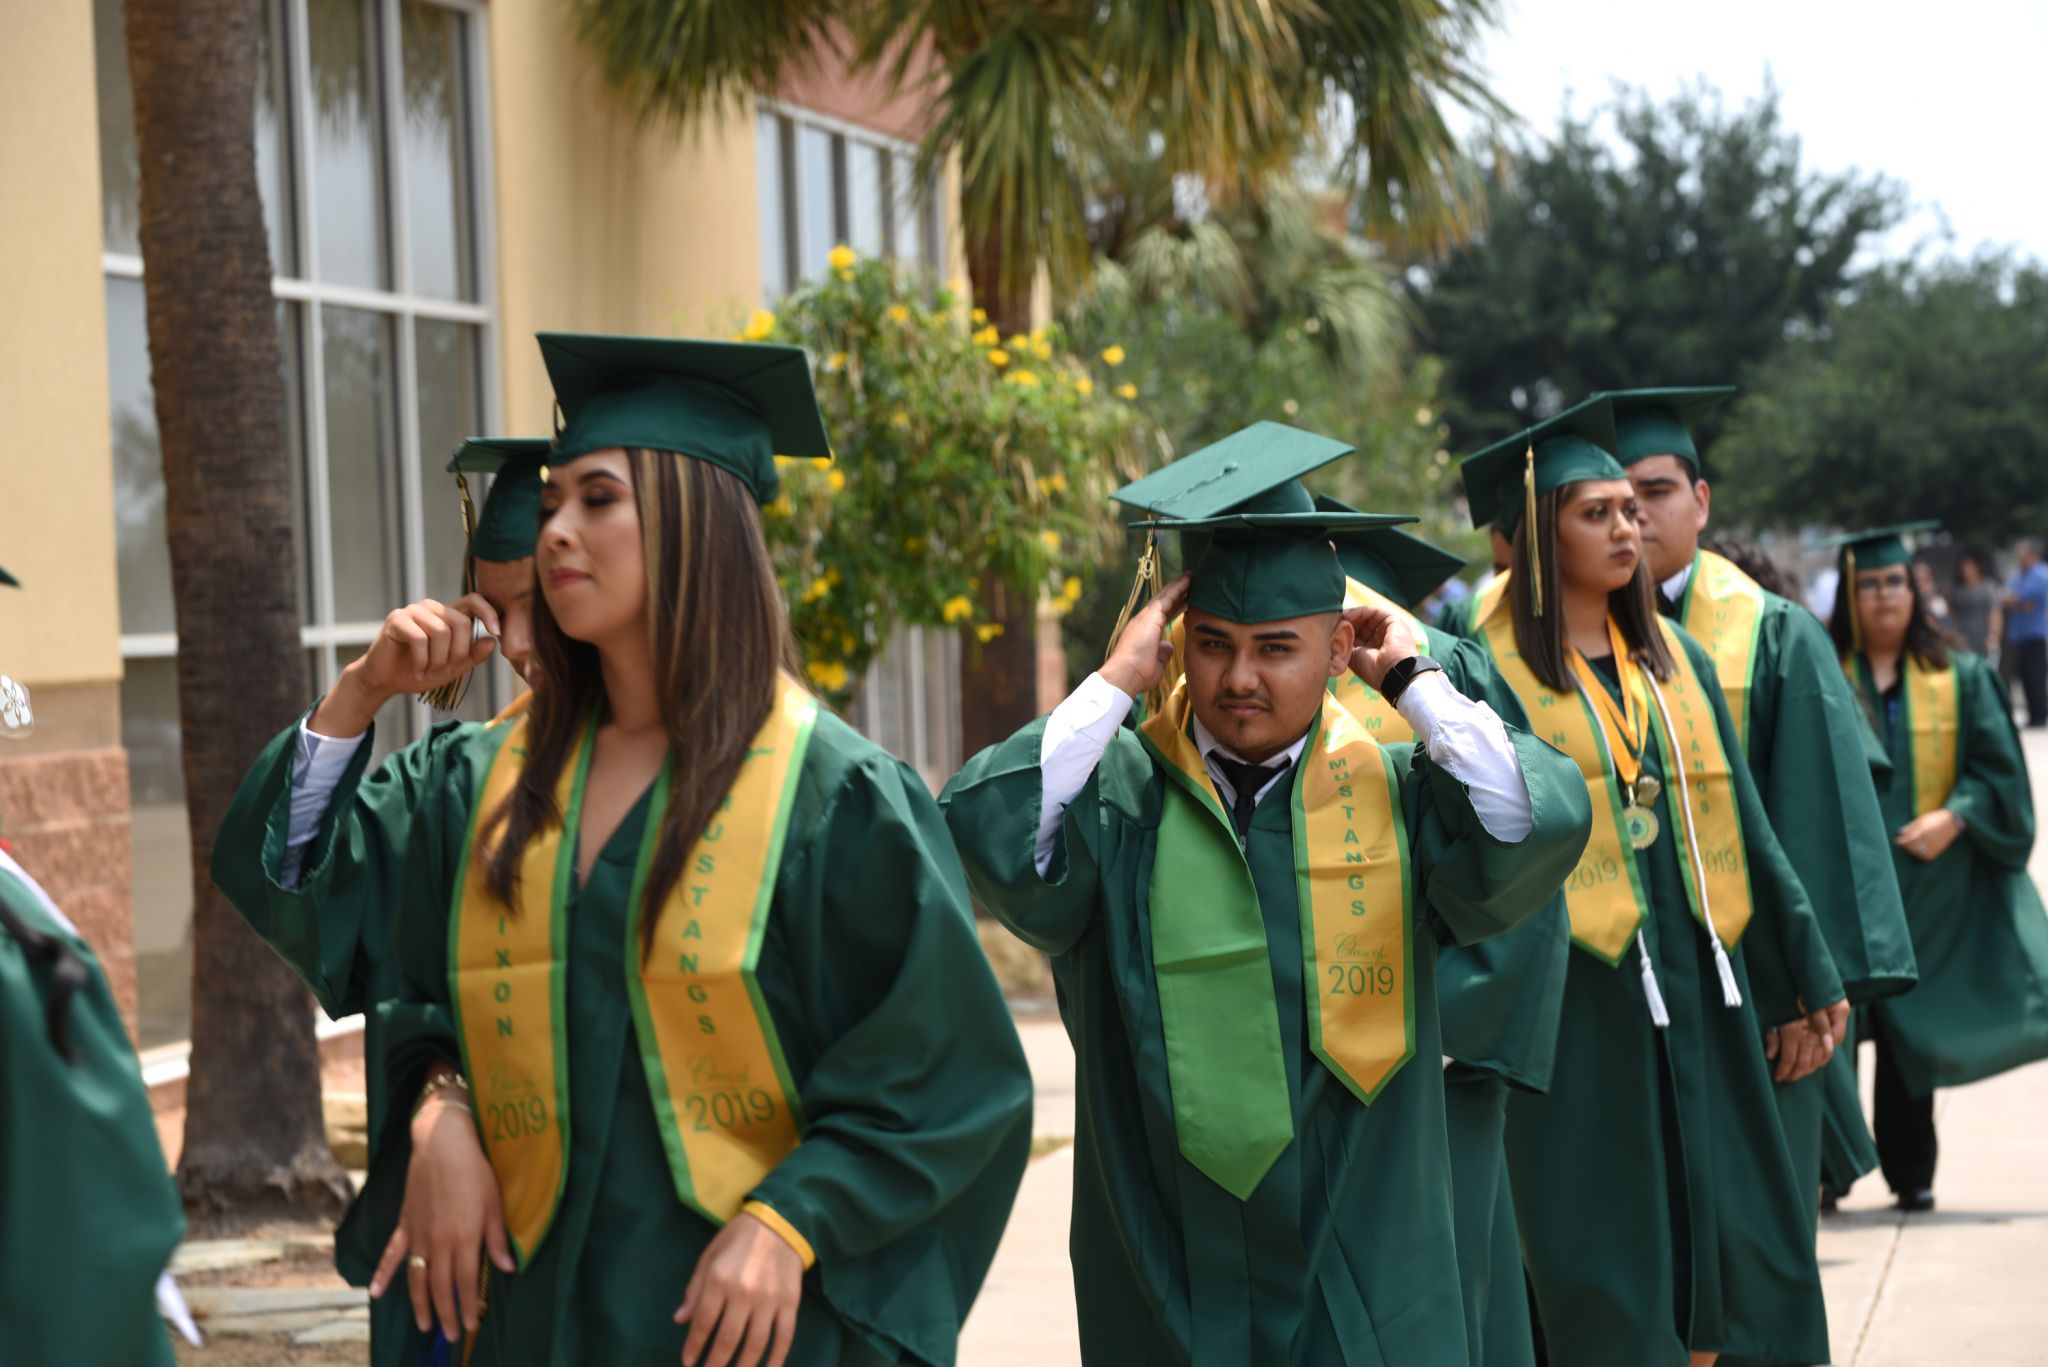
[2005,538,2048,727]
[1950,550,2002,662]
[1913,562,1951,632]
[1826,523,2048,1212]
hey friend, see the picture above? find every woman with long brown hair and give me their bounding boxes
[1823,524,2048,1213]
[1458,398,1848,1367]
[345,335,1030,1367]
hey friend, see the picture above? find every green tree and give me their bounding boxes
[567,0,1506,750]
[1416,84,1902,455]
[1711,255,2048,541]
[745,254,1146,699]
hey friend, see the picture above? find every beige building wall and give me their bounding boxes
[487,5,765,434]
[0,0,138,1030]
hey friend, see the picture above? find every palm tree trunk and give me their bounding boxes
[126,0,350,1220]
[958,223,1057,756]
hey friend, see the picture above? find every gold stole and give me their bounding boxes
[1471,571,1510,627]
[450,675,816,1261]
[1678,550,1766,753]
[1326,577,1431,744]
[1139,686,1415,1107]
[1847,652,1958,818]
[1475,594,1753,962]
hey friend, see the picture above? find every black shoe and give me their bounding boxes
[1896,1187,1936,1212]
[1819,1189,1840,1216]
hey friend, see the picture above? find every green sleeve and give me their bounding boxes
[0,872,183,1366]
[748,751,1033,1269]
[1681,636,1845,1023]
[1944,653,2037,870]
[1436,594,1477,638]
[1407,725,1592,948]
[1751,605,1915,1002]
[938,716,1110,956]
[208,709,466,1017]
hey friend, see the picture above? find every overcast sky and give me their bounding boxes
[1469,0,2048,265]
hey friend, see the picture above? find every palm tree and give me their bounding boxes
[125,0,350,1219]
[569,0,1505,751]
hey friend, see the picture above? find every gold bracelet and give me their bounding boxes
[412,1066,471,1120]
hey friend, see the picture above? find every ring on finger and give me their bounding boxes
[409,1255,429,1272]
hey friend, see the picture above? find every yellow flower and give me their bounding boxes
[972,324,1000,347]
[1032,337,1053,360]
[887,304,911,324]
[806,659,850,692]
[987,348,1010,368]
[941,595,974,624]
[826,470,846,493]
[742,309,777,341]
[802,574,833,604]
[1074,377,1094,397]
[764,495,792,519]
[828,244,857,271]
[1039,529,1063,553]
[1116,382,1138,400]
[1044,471,1069,493]
[975,622,1005,643]
[1062,576,1084,601]
[1415,406,1434,425]
[836,269,855,283]
[889,409,910,428]
[1100,345,1126,367]
[1008,369,1040,387]
[903,535,927,555]
[825,351,847,372]
[971,307,988,325]
[1009,333,1030,350]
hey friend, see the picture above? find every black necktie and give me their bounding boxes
[1657,589,1681,620]
[1212,754,1291,841]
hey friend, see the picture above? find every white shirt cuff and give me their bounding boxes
[1033,673,1136,876]
[1395,671,1534,842]
[280,720,369,886]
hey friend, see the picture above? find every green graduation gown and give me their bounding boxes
[1852,650,2048,1094]
[1387,628,1569,1367]
[1498,631,1845,1367]
[940,703,1591,1366]
[367,710,1032,1366]
[0,856,184,1366]
[211,711,479,1360]
[1672,565,1914,1328]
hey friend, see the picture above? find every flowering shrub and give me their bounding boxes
[746,250,1146,701]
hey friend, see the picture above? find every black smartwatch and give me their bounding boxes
[1378,653,1443,707]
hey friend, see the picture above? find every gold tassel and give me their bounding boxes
[1846,547,1861,653]
[424,472,482,713]
[1523,443,1543,618]
[1104,530,1176,716]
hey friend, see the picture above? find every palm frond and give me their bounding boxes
[567,0,837,128]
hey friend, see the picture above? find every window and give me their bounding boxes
[754,102,943,300]
[94,0,498,1046]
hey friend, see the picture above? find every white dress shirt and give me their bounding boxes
[1033,669,1534,875]
[280,722,368,888]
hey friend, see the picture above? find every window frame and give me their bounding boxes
[105,0,502,738]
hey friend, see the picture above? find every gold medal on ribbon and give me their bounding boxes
[1623,800,1661,850]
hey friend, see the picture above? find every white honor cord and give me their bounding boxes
[1634,929,1672,1028]
[1569,675,1670,1029]
[1642,669,1744,1009]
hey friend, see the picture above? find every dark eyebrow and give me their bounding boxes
[573,466,627,488]
[1191,623,1234,640]
[1633,477,1682,491]
[1253,628,1301,641]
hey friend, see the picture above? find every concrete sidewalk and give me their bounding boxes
[960,728,2048,1366]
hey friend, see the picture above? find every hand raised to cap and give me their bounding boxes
[1100,574,1191,698]
[311,594,502,739]
[1342,599,1418,691]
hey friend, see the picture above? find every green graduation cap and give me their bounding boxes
[537,333,833,505]
[1315,495,1463,609]
[1591,385,1737,472]
[447,437,550,564]
[0,566,16,588]
[1812,520,1942,571]
[1113,422,1412,624]
[1457,395,1622,535]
